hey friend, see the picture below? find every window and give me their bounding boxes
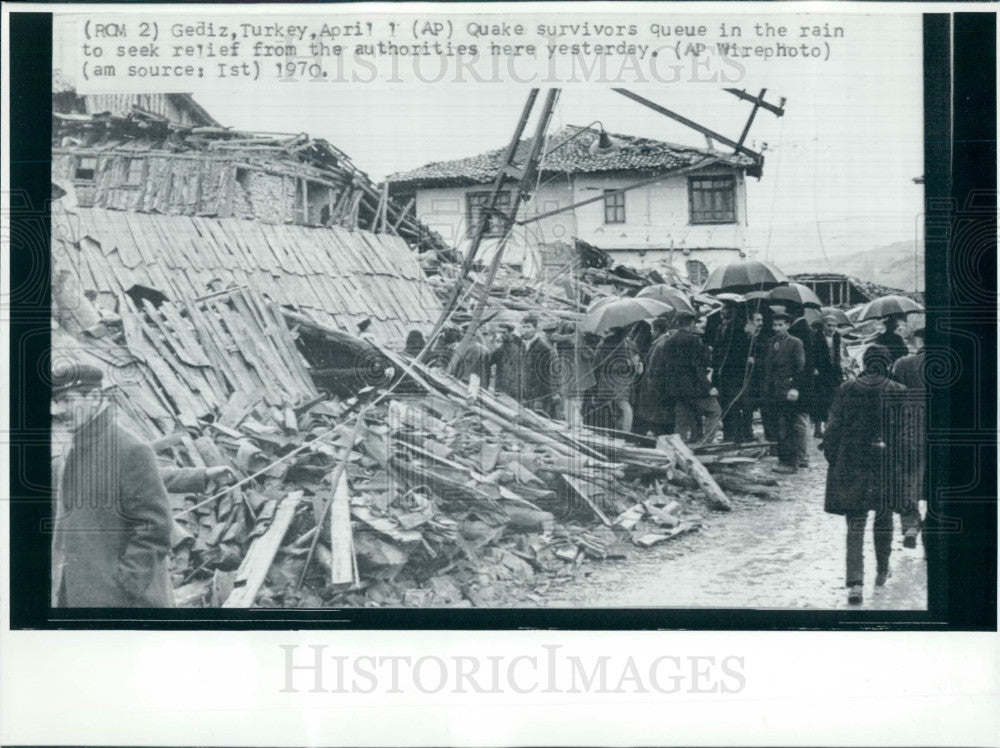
[686,259,709,286]
[74,156,98,182]
[120,157,145,187]
[603,189,625,224]
[466,191,511,238]
[689,175,737,224]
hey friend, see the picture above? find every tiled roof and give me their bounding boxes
[388,125,756,188]
[55,208,443,345]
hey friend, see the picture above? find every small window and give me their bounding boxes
[689,175,737,224]
[74,156,98,182]
[466,190,511,238]
[603,190,625,224]
[120,157,144,187]
[686,259,709,286]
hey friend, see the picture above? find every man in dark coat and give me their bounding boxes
[51,364,174,607]
[663,312,721,443]
[713,310,761,443]
[489,322,524,402]
[592,325,642,432]
[550,321,597,430]
[763,307,809,472]
[633,317,674,436]
[520,314,557,417]
[810,315,845,439]
[874,315,909,365]
[891,326,927,548]
[823,345,915,604]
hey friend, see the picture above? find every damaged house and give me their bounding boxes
[389,125,758,286]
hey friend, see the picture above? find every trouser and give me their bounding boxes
[562,396,585,432]
[845,508,894,586]
[675,397,722,444]
[759,400,780,443]
[720,387,754,442]
[616,396,634,433]
[776,403,809,466]
[900,502,922,535]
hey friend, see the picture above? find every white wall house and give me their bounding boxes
[389,126,758,286]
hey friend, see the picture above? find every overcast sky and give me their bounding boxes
[55,12,924,266]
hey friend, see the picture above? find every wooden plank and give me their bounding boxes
[329,470,355,585]
[562,473,612,525]
[658,434,731,511]
[222,492,302,607]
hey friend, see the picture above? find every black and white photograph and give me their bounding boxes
[42,8,937,612]
[2,2,997,745]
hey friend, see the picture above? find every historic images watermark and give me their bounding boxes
[279,644,747,694]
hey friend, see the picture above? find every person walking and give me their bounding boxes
[891,326,927,548]
[714,310,762,443]
[633,316,674,437]
[874,315,909,365]
[520,314,557,417]
[489,322,524,402]
[764,306,809,472]
[593,324,642,433]
[823,345,915,604]
[550,320,597,430]
[51,363,174,608]
[663,312,721,443]
[811,315,845,439]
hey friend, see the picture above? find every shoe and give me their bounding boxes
[875,568,892,586]
[847,584,863,604]
[903,530,918,549]
[772,464,797,474]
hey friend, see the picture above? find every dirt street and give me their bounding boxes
[538,436,928,610]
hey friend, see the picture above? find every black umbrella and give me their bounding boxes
[768,283,822,309]
[701,260,788,294]
[857,295,924,322]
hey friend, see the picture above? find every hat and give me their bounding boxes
[770,305,792,321]
[675,310,697,324]
[52,362,104,397]
[821,314,839,324]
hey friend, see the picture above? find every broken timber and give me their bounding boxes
[657,435,732,512]
[223,492,302,607]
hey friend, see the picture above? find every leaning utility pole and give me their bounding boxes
[421,88,561,366]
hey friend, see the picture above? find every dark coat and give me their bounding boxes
[811,331,844,420]
[522,336,556,404]
[550,328,597,398]
[663,328,712,400]
[635,333,673,423]
[823,375,914,515]
[490,336,524,401]
[713,323,755,392]
[891,351,926,391]
[874,331,908,365]
[53,406,174,607]
[594,333,641,400]
[762,332,807,403]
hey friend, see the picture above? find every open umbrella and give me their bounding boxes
[636,284,695,313]
[580,297,672,335]
[701,260,788,294]
[857,295,924,322]
[819,307,853,327]
[768,282,822,309]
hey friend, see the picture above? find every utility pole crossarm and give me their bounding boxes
[612,88,763,163]
[724,88,786,117]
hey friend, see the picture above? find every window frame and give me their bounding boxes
[688,174,738,225]
[118,157,145,188]
[603,189,626,224]
[466,190,512,238]
[73,155,98,183]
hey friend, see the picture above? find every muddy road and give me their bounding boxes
[538,438,927,610]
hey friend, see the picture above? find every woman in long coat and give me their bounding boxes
[822,345,915,604]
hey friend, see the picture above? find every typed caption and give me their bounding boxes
[68,14,852,90]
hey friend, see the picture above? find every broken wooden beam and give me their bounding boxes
[657,434,732,512]
[223,492,302,607]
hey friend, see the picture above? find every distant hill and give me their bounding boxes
[781,240,924,292]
